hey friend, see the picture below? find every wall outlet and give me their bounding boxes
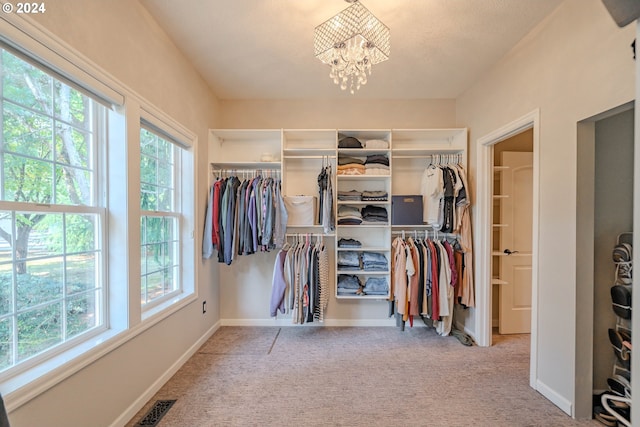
[202,300,207,314]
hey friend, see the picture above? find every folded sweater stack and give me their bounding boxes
[361,205,388,224]
[337,190,362,201]
[337,205,362,225]
[364,154,390,175]
[337,156,365,175]
[361,190,388,201]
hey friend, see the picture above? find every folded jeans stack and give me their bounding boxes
[337,251,361,270]
[362,277,389,295]
[362,252,388,271]
[337,274,363,295]
[338,238,362,248]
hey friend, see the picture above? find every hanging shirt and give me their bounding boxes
[202,184,214,259]
[391,237,408,316]
[270,248,289,317]
[421,165,444,227]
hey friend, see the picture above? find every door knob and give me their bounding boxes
[503,249,519,255]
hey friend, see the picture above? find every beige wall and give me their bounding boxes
[5,2,222,427]
[457,0,635,415]
[220,99,456,129]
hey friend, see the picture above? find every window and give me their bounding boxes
[139,128,180,308]
[0,48,105,372]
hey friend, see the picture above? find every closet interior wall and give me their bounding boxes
[592,109,634,393]
[209,128,467,325]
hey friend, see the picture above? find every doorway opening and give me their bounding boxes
[475,109,540,392]
[492,130,534,335]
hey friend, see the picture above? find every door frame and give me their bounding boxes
[475,109,540,389]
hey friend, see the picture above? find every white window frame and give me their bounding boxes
[0,48,109,377]
[0,13,199,410]
[139,126,182,309]
[138,107,197,322]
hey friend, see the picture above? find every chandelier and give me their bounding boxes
[314,0,390,94]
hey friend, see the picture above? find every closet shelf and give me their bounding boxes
[211,161,281,169]
[282,148,336,157]
[336,247,390,252]
[492,223,509,228]
[336,294,390,300]
[336,174,390,180]
[337,201,391,205]
[492,278,508,285]
[337,270,390,275]
[492,195,510,199]
[391,147,462,157]
[493,166,510,171]
[338,148,390,154]
[337,224,390,228]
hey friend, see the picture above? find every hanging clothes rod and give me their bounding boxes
[391,230,459,238]
[424,153,463,165]
[211,168,281,177]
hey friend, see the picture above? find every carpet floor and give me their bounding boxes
[126,326,600,427]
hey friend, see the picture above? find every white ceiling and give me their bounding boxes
[140,0,563,100]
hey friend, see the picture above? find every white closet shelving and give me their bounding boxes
[282,129,336,235]
[390,129,467,230]
[491,163,509,298]
[208,127,468,307]
[210,129,282,173]
[336,130,392,300]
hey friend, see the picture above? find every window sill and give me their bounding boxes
[1,292,197,412]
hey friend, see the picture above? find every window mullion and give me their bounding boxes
[0,51,4,203]
[10,211,17,367]
[61,213,67,341]
[51,75,56,206]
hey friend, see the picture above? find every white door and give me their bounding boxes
[499,151,533,334]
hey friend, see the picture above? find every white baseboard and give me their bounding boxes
[536,379,572,416]
[110,320,221,427]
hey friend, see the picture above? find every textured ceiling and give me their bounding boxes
[140,0,563,100]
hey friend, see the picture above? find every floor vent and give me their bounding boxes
[136,400,176,426]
